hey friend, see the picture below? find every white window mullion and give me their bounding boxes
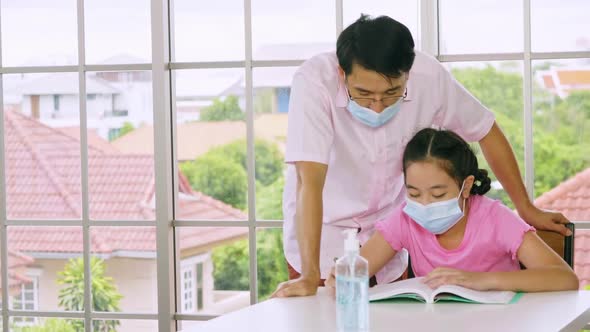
[243,0,258,306]
[523,0,534,199]
[419,0,439,57]
[151,0,175,331]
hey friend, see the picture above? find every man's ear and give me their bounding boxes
[462,175,475,198]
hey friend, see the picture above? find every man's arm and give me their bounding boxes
[271,161,327,297]
[479,122,571,235]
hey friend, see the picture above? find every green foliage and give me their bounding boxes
[257,229,289,300]
[257,176,285,220]
[200,95,244,121]
[212,238,249,291]
[109,122,135,141]
[452,64,590,202]
[180,138,284,210]
[207,139,284,186]
[57,257,122,332]
[180,153,248,209]
[12,318,76,332]
[211,228,289,300]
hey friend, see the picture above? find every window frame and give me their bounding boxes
[0,1,587,332]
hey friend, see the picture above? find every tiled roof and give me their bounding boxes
[111,113,288,161]
[535,167,590,287]
[535,168,590,221]
[3,110,247,256]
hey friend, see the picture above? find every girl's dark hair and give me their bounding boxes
[402,128,491,195]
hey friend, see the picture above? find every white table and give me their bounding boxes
[191,288,590,332]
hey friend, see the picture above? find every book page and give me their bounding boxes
[433,284,516,304]
[368,277,433,302]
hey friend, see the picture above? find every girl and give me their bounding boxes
[326,128,578,292]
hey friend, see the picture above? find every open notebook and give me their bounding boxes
[368,277,522,304]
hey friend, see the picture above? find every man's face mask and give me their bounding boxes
[344,74,407,128]
[346,97,403,128]
[402,181,467,235]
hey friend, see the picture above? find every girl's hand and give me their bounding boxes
[423,267,492,291]
[325,267,336,297]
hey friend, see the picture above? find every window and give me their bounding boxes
[181,265,195,313]
[0,1,588,331]
[12,275,39,325]
[53,94,60,111]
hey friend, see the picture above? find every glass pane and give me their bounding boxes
[7,226,83,312]
[532,59,590,203]
[532,0,590,52]
[93,319,158,331]
[1,0,78,66]
[573,229,589,289]
[3,73,82,220]
[252,0,335,60]
[173,0,244,62]
[257,228,288,301]
[439,0,523,54]
[252,67,289,220]
[178,320,206,331]
[177,227,250,315]
[445,61,524,208]
[343,0,418,44]
[9,317,84,331]
[88,71,154,221]
[90,227,156,313]
[85,0,151,64]
[174,69,248,221]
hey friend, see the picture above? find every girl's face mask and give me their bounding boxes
[402,181,466,235]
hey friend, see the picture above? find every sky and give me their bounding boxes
[0,0,588,67]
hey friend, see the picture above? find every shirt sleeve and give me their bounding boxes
[284,71,334,165]
[375,208,408,252]
[433,63,496,142]
[492,202,536,260]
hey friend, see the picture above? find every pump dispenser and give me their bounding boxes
[335,229,369,332]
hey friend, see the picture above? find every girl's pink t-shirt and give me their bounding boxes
[375,195,535,277]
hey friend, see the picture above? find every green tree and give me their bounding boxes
[200,95,244,121]
[257,176,284,220]
[109,122,135,141]
[12,318,76,332]
[180,154,248,209]
[58,257,122,332]
[452,64,590,202]
[211,238,249,291]
[180,138,284,210]
[208,139,284,186]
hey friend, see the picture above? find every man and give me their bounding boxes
[272,15,570,298]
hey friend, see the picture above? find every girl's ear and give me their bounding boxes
[462,175,475,199]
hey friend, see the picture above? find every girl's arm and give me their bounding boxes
[325,232,398,288]
[483,231,579,292]
[424,232,579,292]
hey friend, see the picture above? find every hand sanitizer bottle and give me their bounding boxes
[336,229,369,332]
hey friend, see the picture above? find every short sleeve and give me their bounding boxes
[434,63,496,142]
[492,203,536,260]
[375,208,408,252]
[284,71,334,165]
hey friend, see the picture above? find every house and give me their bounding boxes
[536,67,590,98]
[110,113,288,161]
[2,110,249,331]
[535,168,590,288]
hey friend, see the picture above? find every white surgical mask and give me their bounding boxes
[402,181,466,235]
